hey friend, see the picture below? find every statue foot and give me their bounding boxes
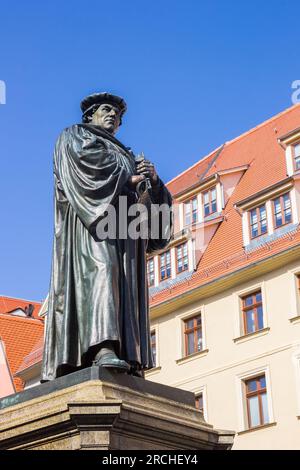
[94,352,130,372]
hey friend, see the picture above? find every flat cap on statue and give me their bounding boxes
[80,92,127,121]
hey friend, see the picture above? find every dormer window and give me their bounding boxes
[184,197,198,226]
[293,143,300,171]
[159,250,171,281]
[273,193,292,228]
[147,258,155,287]
[176,243,189,273]
[249,204,267,239]
[203,187,217,218]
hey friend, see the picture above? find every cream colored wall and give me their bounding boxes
[146,258,300,449]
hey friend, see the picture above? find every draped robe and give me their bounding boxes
[41,124,173,381]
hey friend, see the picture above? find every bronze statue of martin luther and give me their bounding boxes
[41,92,173,380]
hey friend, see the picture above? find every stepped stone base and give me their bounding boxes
[0,367,234,450]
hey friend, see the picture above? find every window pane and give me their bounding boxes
[250,209,258,225]
[247,379,258,392]
[211,201,217,213]
[204,204,210,216]
[197,328,203,351]
[186,319,194,330]
[187,332,194,355]
[274,198,282,227]
[151,331,156,367]
[195,394,203,412]
[261,219,267,234]
[196,315,201,326]
[257,305,264,330]
[275,213,283,227]
[283,194,290,208]
[274,198,281,214]
[185,202,191,225]
[249,396,260,427]
[259,205,266,220]
[251,223,258,238]
[256,291,262,303]
[211,188,216,201]
[261,392,269,424]
[246,309,256,333]
[244,295,254,307]
[295,143,300,158]
[203,192,209,204]
[260,205,267,234]
[259,376,266,389]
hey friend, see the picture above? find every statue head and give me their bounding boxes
[80,92,127,135]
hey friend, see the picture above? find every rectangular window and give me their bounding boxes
[195,393,204,413]
[273,193,292,228]
[184,197,198,226]
[241,290,264,335]
[159,250,171,281]
[176,243,189,273]
[150,330,156,367]
[249,204,268,239]
[184,201,191,226]
[192,197,198,224]
[184,314,202,356]
[203,187,217,218]
[245,375,269,428]
[147,258,155,287]
[293,143,300,171]
[296,274,300,297]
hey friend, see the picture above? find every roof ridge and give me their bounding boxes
[166,145,224,185]
[0,295,42,305]
[225,103,300,148]
[166,103,300,187]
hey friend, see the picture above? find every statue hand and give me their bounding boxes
[136,159,158,185]
[127,174,146,190]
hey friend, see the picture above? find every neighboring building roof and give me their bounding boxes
[0,307,44,392]
[0,296,42,319]
[15,337,44,375]
[152,103,300,307]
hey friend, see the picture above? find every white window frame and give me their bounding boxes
[193,385,208,422]
[233,282,268,340]
[176,305,207,360]
[287,267,300,320]
[235,365,274,432]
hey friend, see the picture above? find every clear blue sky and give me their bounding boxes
[0,0,299,301]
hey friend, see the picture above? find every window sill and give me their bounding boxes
[289,316,300,324]
[237,422,277,435]
[233,327,270,344]
[176,349,209,365]
[145,366,162,376]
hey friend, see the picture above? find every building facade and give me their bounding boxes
[145,104,300,449]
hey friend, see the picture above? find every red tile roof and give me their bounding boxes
[152,104,300,307]
[0,307,44,391]
[15,337,44,374]
[0,296,42,319]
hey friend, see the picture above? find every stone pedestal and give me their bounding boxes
[0,367,234,450]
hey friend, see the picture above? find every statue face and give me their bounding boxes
[91,103,122,134]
